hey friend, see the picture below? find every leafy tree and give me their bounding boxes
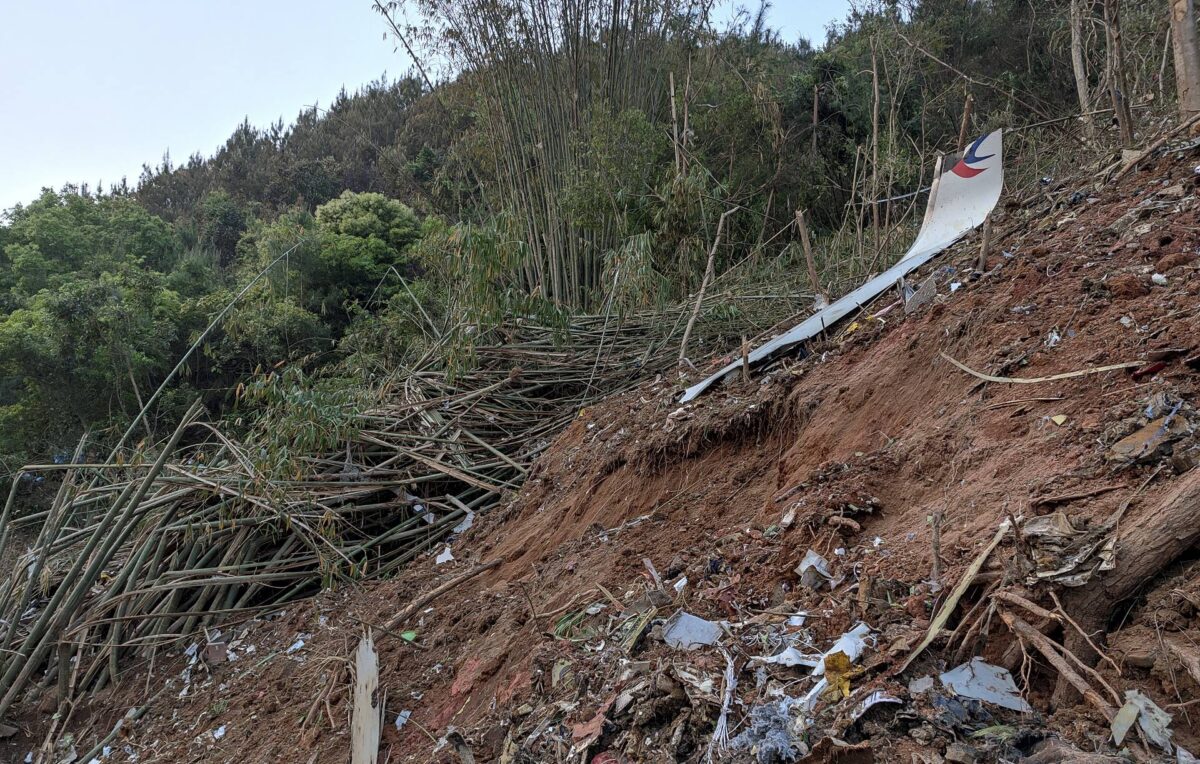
[0,267,182,457]
[198,190,248,266]
[311,191,420,319]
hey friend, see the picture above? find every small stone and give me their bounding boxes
[945,742,979,763]
[909,724,935,745]
[1120,648,1157,669]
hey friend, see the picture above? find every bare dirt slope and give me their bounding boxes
[9,150,1200,764]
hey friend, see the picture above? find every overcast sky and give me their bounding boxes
[0,1,851,212]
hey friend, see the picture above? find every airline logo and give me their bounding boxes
[949,134,995,179]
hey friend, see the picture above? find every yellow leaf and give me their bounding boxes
[823,650,854,699]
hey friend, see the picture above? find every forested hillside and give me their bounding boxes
[8,2,1200,760]
[0,0,1180,477]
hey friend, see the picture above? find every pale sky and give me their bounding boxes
[0,1,851,212]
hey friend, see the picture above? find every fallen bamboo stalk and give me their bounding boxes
[941,352,1141,385]
[679,209,735,364]
[0,296,798,714]
[898,521,1009,674]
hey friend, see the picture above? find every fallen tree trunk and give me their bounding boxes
[1053,466,1200,706]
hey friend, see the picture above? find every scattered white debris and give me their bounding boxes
[212,725,227,741]
[751,645,820,668]
[908,676,935,694]
[812,622,872,677]
[662,610,724,650]
[673,576,688,594]
[395,710,412,729]
[435,546,454,565]
[1112,690,1173,752]
[452,511,475,534]
[852,690,902,721]
[786,613,806,627]
[796,549,840,590]
[1152,273,1169,286]
[286,634,311,655]
[940,657,1032,713]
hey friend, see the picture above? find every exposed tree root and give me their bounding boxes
[1054,467,1200,707]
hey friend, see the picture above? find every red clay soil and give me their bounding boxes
[6,153,1200,764]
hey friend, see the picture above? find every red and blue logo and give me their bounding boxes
[950,134,994,179]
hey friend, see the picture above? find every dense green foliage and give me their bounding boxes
[0,189,423,471]
[0,0,1181,473]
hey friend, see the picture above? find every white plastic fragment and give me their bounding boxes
[812,622,873,677]
[796,549,839,590]
[750,646,820,668]
[1112,690,1173,752]
[1178,746,1198,763]
[939,657,1032,713]
[801,677,829,710]
[451,511,474,534]
[395,710,412,729]
[1112,698,1138,746]
[673,576,688,594]
[212,725,226,741]
[286,634,311,655]
[435,546,454,565]
[1152,273,1169,286]
[908,676,935,694]
[662,610,724,650]
[851,690,902,720]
